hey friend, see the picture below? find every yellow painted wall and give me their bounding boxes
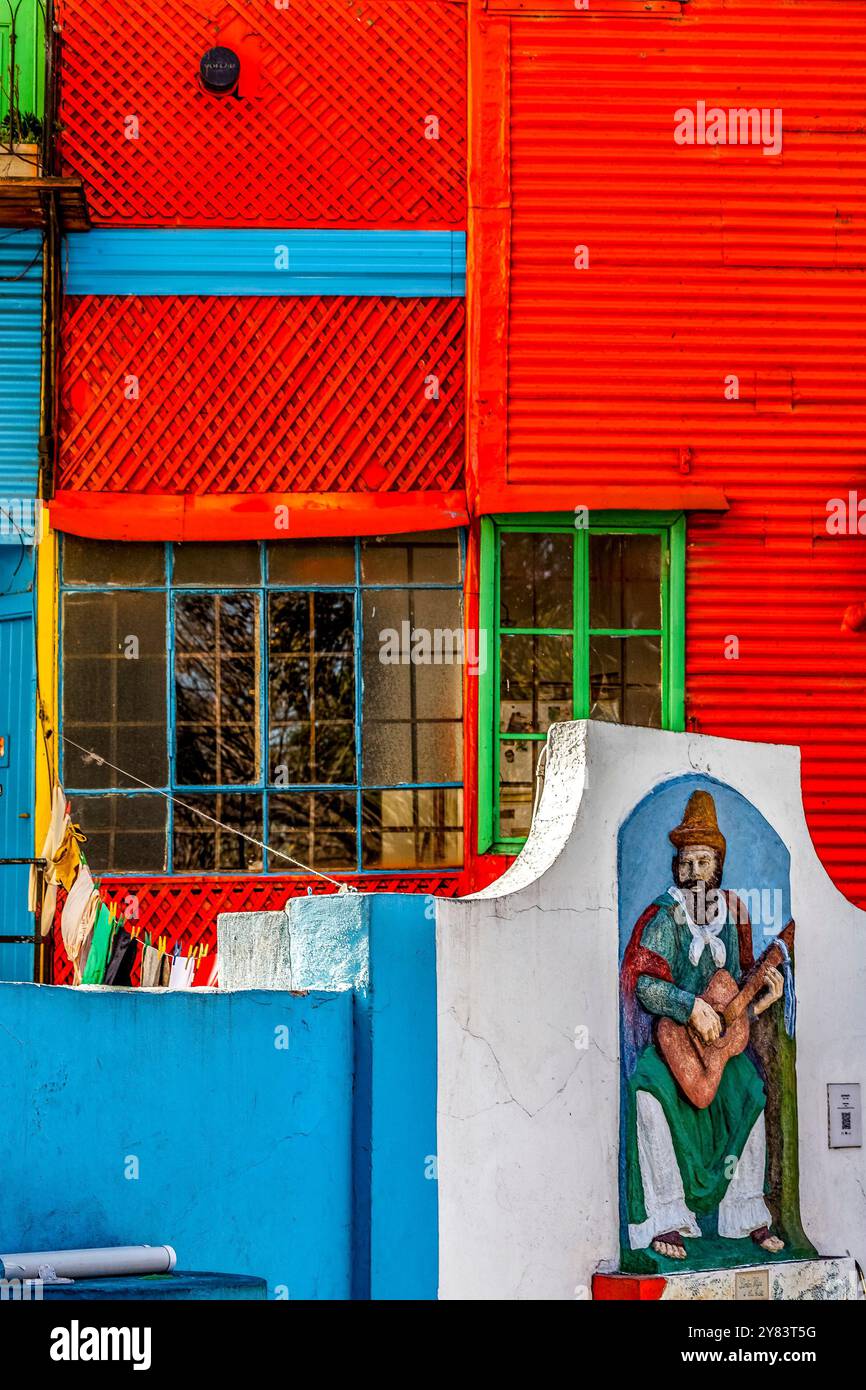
[34,503,57,855]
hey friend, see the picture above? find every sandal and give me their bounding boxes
[651,1229,687,1258]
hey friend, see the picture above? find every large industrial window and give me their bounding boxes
[60,535,464,875]
[478,513,685,854]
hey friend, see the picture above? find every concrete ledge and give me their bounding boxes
[594,1256,859,1301]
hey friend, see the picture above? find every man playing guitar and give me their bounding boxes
[621,790,786,1262]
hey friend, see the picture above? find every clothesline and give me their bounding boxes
[34,788,219,988]
[59,735,357,893]
[105,916,217,990]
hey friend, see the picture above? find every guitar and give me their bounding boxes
[656,919,794,1110]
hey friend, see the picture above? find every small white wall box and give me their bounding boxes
[828,1084,862,1148]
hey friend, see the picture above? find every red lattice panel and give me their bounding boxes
[50,872,461,985]
[57,0,466,228]
[58,295,465,495]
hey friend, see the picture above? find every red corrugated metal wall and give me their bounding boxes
[57,0,466,228]
[58,294,465,497]
[469,0,866,905]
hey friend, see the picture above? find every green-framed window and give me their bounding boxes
[478,512,685,854]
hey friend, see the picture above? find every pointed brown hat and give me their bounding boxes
[669,790,726,857]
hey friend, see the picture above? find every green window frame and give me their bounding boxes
[478,511,686,855]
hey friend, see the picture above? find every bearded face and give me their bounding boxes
[673,843,723,925]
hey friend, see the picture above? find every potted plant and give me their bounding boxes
[0,110,42,178]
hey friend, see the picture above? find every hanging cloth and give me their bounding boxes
[140,943,163,989]
[81,903,116,986]
[60,864,95,967]
[77,924,96,982]
[103,927,138,987]
[169,954,195,990]
[71,888,101,985]
[30,784,68,937]
[51,821,88,894]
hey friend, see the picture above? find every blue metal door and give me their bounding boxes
[0,544,36,979]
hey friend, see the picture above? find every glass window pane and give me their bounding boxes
[173,543,260,587]
[62,537,165,587]
[174,592,260,785]
[269,791,357,872]
[268,593,355,785]
[589,533,661,631]
[361,531,461,584]
[589,634,661,727]
[362,589,463,784]
[498,739,542,841]
[269,540,355,585]
[62,592,167,789]
[68,794,166,873]
[362,789,463,869]
[500,634,572,734]
[500,532,572,630]
[172,793,263,872]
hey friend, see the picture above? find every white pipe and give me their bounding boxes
[0,1245,177,1281]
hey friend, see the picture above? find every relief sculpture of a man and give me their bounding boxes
[621,791,788,1261]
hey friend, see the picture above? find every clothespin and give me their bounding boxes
[158,934,166,955]
[200,942,209,958]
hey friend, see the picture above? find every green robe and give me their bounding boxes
[625,894,767,1228]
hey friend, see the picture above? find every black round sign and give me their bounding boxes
[199,47,241,94]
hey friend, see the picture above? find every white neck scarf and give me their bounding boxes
[668,884,728,967]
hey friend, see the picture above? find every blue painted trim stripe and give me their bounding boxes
[64,230,466,298]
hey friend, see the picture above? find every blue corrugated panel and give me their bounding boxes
[0,231,42,502]
[64,229,466,298]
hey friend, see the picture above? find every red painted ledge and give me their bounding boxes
[477,484,729,516]
[592,1273,667,1301]
[50,490,471,542]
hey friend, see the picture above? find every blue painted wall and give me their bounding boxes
[368,894,439,1300]
[0,228,42,973]
[0,984,354,1299]
[0,540,36,975]
[280,890,439,1299]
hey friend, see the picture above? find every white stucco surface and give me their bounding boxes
[436,721,866,1300]
[218,894,368,991]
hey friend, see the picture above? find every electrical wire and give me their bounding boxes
[59,734,357,892]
